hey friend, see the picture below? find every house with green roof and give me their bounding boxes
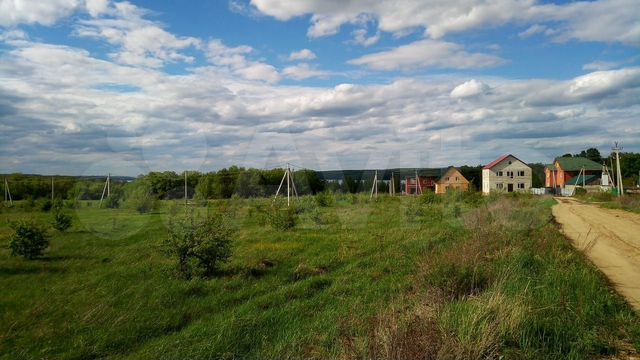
[545,157,607,188]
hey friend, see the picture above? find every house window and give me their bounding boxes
[518,183,525,189]
[446,177,449,181]
[517,171,525,176]
[508,161,512,164]
[455,177,459,181]
[506,171,514,178]
[497,171,503,176]
[496,183,503,189]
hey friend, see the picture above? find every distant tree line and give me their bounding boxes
[2,149,639,201]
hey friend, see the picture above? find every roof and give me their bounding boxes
[545,164,555,171]
[554,157,603,171]
[436,167,470,183]
[483,154,528,170]
[566,174,597,185]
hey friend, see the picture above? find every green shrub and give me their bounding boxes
[104,195,120,209]
[65,199,80,209]
[574,187,587,196]
[315,190,334,207]
[52,198,64,210]
[8,220,51,259]
[164,213,235,278]
[52,211,72,232]
[310,208,339,225]
[126,187,157,214]
[268,205,297,231]
[40,199,53,212]
[420,191,441,204]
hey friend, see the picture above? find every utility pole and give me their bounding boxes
[370,170,378,199]
[4,177,13,206]
[99,174,109,208]
[184,171,188,206]
[414,170,422,195]
[612,142,624,197]
[51,176,54,201]
[107,173,110,198]
[389,172,395,196]
[274,164,298,207]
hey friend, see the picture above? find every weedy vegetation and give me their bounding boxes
[0,192,638,359]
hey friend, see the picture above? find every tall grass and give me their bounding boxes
[0,195,638,359]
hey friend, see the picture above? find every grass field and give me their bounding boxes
[576,191,640,213]
[1,193,639,359]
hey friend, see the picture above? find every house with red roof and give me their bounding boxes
[481,154,532,194]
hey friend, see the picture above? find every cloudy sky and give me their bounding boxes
[0,0,639,175]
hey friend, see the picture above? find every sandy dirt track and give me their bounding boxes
[552,197,640,310]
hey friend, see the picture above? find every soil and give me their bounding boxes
[552,197,640,310]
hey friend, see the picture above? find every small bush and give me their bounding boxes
[8,220,51,259]
[315,190,334,207]
[104,195,120,209]
[40,199,53,212]
[420,192,441,205]
[52,211,72,232]
[268,205,297,231]
[52,198,64,210]
[164,213,235,278]
[574,187,587,196]
[65,199,80,209]
[126,188,157,214]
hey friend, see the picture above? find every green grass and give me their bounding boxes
[576,191,640,213]
[0,194,638,359]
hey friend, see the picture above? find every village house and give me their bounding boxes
[435,167,470,194]
[405,167,470,194]
[482,154,532,194]
[545,157,606,188]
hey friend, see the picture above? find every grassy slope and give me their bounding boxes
[0,195,638,359]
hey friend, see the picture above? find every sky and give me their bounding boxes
[0,0,639,176]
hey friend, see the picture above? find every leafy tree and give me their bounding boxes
[52,211,72,232]
[164,213,235,278]
[8,220,51,259]
[577,148,603,163]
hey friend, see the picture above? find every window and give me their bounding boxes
[446,177,449,181]
[517,171,525,176]
[497,171,503,176]
[518,183,525,189]
[506,171,514,178]
[455,177,459,181]
[508,161,512,164]
[496,183,503,189]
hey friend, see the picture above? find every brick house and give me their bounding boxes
[482,154,532,194]
[545,157,605,188]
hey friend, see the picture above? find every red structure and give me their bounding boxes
[405,176,437,194]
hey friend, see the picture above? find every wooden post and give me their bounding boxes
[613,142,624,197]
[4,177,13,205]
[274,169,286,202]
[99,175,108,208]
[51,176,54,201]
[184,171,188,206]
[107,173,110,198]
[286,165,290,207]
[290,168,298,199]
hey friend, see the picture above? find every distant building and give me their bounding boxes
[482,154,532,194]
[435,167,470,194]
[405,167,470,195]
[545,157,606,188]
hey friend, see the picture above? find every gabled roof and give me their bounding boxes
[554,157,603,171]
[436,166,469,183]
[483,154,528,170]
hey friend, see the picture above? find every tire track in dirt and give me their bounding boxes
[552,197,640,310]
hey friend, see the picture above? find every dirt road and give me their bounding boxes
[552,197,640,310]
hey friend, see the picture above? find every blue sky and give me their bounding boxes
[0,0,639,175]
